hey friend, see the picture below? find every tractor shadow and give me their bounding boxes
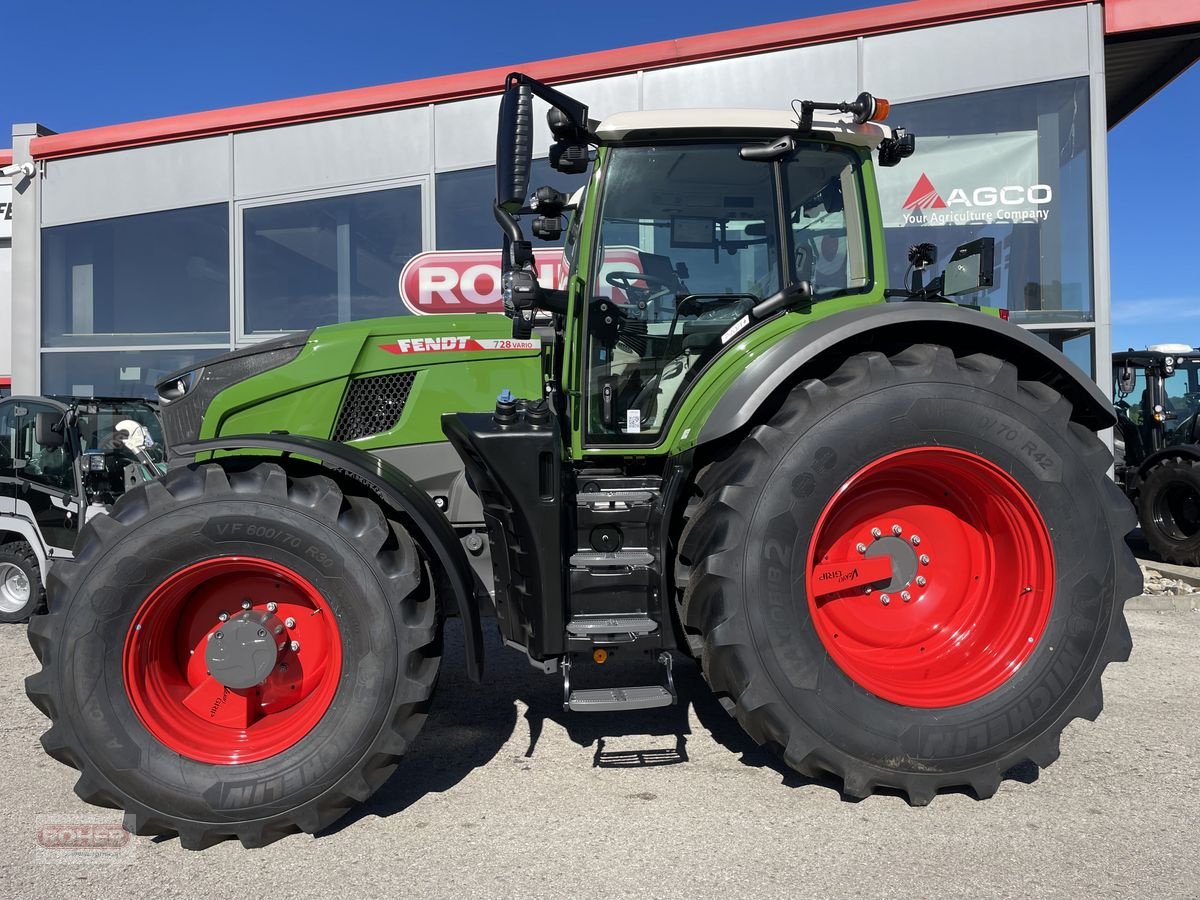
[328,618,1029,834]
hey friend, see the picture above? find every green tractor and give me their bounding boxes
[1113,344,1200,564]
[26,74,1139,849]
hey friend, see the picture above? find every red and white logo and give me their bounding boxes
[902,173,947,210]
[379,336,540,355]
[398,249,567,315]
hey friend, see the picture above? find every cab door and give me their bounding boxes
[11,400,80,552]
[0,400,17,509]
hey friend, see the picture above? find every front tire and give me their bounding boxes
[679,345,1140,803]
[0,540,44,624]
[1137,458,1200,566]
[25,462,440,848]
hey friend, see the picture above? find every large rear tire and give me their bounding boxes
[678,345,1140,803]
[1136,458,1200,566]
[25,462,440,848]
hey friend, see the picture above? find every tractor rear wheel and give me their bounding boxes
[25,462,440,848]
[1137,458,1200,566]
[679,344,1140,803]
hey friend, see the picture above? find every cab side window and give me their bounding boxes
[14,403,75,492]
[0,403,14,477]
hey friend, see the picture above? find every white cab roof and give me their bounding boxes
[594,109,893,148]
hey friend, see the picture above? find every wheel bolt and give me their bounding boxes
[855,542,867,554]
[274,624,284,635]
[241,600,252,610]
[218,612,228,622]
[892,524,902,536]
[285,617,297,629]
[900,591,911,602]
[864,586,873,594]
[290,640,301,652]
[880,594,891,605]
[920,554,930,566]
[871,527,882,539]
[266,602,277,613]
[257,629,266,638]
[279,663,288,672]
[215,632,224,640]
[916,576,927,587]
[911,535,921,546]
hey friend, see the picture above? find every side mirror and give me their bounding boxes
[1117,365,1137,396]
[496,76,534,214]
[942,237,995,297]
[35,412,64,448]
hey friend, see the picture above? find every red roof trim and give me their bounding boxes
[1105,0,1200,34]
[0,149,11,166]
[28,0,1114,161]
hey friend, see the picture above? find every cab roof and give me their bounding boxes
[594,108,894,148]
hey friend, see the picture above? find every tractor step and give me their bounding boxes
[568,550,655,567]
[567,686,673,712]
[562,652,676,712]
[566,615,658,637]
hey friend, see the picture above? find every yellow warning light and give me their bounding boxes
[593,648,609,664]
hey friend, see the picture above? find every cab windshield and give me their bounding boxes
[585,140,869,443]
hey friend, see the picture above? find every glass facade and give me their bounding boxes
[878,78,1093,325]
[243,185,422,335]
[41,204,230,347]
[41,348,218,398]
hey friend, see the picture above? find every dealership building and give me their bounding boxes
[3,0,1199,399]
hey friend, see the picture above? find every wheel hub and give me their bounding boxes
[205,610,284,690]
[0,563,31,613]
[805,447,1055,708]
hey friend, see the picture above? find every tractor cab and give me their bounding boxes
[1112,344,1200,470]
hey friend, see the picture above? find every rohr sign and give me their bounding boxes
[398,247,644,314]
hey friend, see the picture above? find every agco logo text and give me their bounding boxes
[902,173,1052,226]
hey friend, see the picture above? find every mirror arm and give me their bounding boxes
[493,203,524,244]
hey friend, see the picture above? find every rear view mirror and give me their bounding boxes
[1117,365,1137,396]
[496,76,534,214]
[942,237,995,297]
[35,412,64,448]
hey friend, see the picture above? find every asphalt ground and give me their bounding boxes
[1,609,1196,900]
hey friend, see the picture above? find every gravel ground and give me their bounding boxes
[1,609,1197,900]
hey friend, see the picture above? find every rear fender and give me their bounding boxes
[696,302,1114,447]
[1136,445,1200,486]
[172,434,484,682]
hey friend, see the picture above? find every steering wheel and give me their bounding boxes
[605,271,676,310]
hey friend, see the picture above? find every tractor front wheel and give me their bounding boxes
[26,462,440,848]
[679,344,1140,803]
[1137,458,1200,566]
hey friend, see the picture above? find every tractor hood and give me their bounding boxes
[158,314,544,451]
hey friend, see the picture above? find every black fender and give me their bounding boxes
[1136,444,1200,485]
[173,434,484,682]
[698,302,1115,445]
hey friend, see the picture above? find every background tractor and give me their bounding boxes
[25,73,1139,849]
[0,396,164,622]
[1114,344,1200,565]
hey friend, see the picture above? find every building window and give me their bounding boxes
[40,348,218,399]
[41,204,230,347]
[878,78,1092,325]
[435,158,589,250]
[242,185,422,335]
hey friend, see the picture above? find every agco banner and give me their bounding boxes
[398,247,642,314]
[877,132,1050,229]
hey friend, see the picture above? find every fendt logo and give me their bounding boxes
[901,173,1053,226]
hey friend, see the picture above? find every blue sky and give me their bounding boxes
[4,0,1194,354]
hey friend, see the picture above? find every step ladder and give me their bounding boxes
[562,652,676,712]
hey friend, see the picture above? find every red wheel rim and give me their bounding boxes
[124,557,342,764]
[805,447,1055,708]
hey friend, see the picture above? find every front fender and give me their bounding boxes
[695,302,1114,446]
[173,433,484,682]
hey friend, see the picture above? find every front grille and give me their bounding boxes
[332,372,416,442]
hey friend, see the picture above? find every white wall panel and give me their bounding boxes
[641,40,858,110]
[862,7,1090,103]
[234,105,431,198]
[434,73,640,171]
[41,136,230,227]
